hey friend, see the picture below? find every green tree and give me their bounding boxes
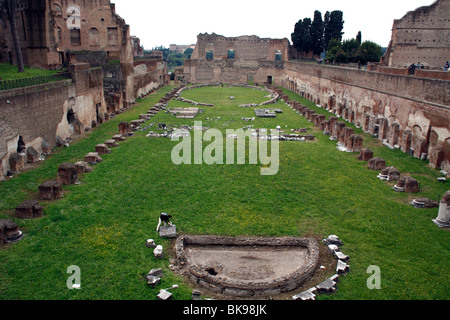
[291,18,311,53]
[359,41,383,63]
[324,10,344,46]
[310,10,325,56]
[184,48,193,59]
[356,31,362,45]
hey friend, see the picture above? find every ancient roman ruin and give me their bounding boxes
[0,0,448,302]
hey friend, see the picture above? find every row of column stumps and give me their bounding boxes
[283,89,449,228]
[7,87,173,245]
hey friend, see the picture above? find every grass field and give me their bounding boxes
[0,63,61,81]
[0,84,448,300]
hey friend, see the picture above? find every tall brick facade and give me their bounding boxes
[383,0,450,68]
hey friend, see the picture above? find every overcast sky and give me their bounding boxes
[111,0,435,50]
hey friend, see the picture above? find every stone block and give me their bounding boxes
[429,145,444,169]
[95,144,111,155]
[0,219,23,244]
[154,245,164,259]
[368,157,386,171]
[74,161,92,174]
[84,152,103,165]
[38,180,63,200]
[357,148,374,161]
[9,153,25,172]
[41,140,52,154]
[15,200,43,219]
[57,163,78,185]
[157,289,172,300]
[118,121,131,135]
[159,225,177,238]
[105,140,118,148]
[112,134,126,142]
[26,147,40,163]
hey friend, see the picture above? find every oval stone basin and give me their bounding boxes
[174,235,319,298]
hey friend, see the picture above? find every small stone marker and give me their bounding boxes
[38,180,63,200]
[157,289,172,300]
[292,287,317,300]
[154,245,163,259]
[15,200,43,219]
[145,239,156,248]
[336,260,350,274]
[432,191,450,228]
[159,225,177,238]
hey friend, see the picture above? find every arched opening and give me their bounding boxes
[17,136,26,154]
[227,48,235,60]
[89,28,100,46]
[275,50,282,61]
[206,50,214,61]
[53,4,62,17]
[67,108,76,125]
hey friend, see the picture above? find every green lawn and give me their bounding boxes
[0,63,61,81]
[0,84,448,300]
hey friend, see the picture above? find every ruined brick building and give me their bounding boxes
[0,0,168,178]
[382,0,450,68]
[183,0,450,172]
[184,33,291,84]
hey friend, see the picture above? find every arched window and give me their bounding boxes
[89,28,99,46]
[53,3,62,17]
[275,50,282,61]
[56,27,62,45]
[227,49,235,60]
[206,50,214,61]
[70,29,81,46]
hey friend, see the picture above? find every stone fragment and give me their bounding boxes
[15,200,43,219]
[394,176,419,193]
[157,289,172,300]
[432,191,450,228]
[95,144,111,155]
[119,121,131,135]
[84,152,103,165]
[0,219,23,244]
[26,147,40,163]
[322,235,343,246]
[336,260,350,274]
[154,245,163,259]
[112,134,126,142]
[57,163,78,185]
[411,198,439,209]
[146,276,161,288]
[368,157,386,171]
[335,251,349,262]
[74,161,93,174]
[41,140,52,154]
[159,225,177,238]
[145,239,156,248]
[293,287,317,300]
[191,290,202,300]
[38,180,63,200]
[105,140,118,148]
[357,148,373,161]
[316,278,337,293]
[9,153,25,172]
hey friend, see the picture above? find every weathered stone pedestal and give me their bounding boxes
[159,225,177,238]
[15,200,43,219]
[0,220,23,244]
[433,191,450,228]
[38,180,63,200]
